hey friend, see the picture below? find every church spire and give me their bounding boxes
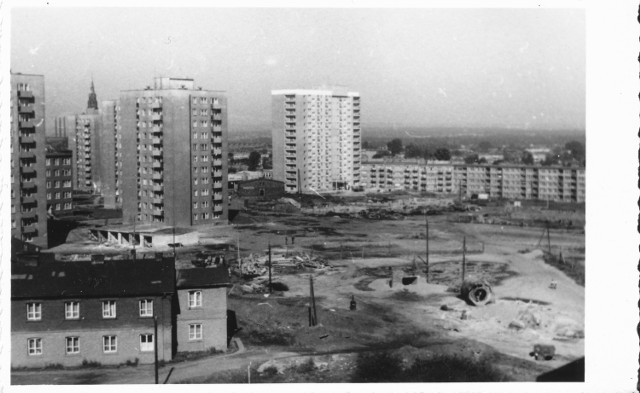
[87,79,98,110]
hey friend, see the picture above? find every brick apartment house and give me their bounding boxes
[11,258,231,368]
[176,268,231,353]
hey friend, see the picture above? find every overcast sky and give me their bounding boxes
[11,7,585,134]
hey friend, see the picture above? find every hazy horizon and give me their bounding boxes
[11,7,585,135]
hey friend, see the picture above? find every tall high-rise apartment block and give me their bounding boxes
[10,73,48,249]
[95,99,123,208]
[271,88,361,193]
[56,82,101,193]
[119,77,228,227]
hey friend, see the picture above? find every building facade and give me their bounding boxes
[45,146,73,216]
[95,99,123,208]
[271,88,361,193]
[236,178,285,199]
[10,72,48,249]
[361,162,585,203]
[176,268,231,353]
[120,77,228,227]
[11,258,176,368]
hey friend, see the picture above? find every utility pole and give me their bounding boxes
[268,242,272,294]
[237,234,240,262]
[546,221,551,255]
[461,236,467,285]
[425,212,430,283]
[154,316,159,384]
[309,275,317,326]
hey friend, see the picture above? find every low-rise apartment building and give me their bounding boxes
[361,162,585,203]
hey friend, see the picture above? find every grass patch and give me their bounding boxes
[353,351,506,382]
[542,252,585,286]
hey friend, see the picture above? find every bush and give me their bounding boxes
[43,363,64,370]
[124,358,139,367]
[404,355,505,382]
[269,282,289,291]
[297,357,315,374]
[353,351,403,382]
[262,365,279,376]
[81,359,102,368]
[352,352,505,382]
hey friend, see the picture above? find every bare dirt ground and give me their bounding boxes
[15,198,584,384]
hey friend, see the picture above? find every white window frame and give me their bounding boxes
[102,300,116,319]
[188,290,202,308]
[27,338,42,356]
[139,299,153,317]
[26,302,41,321]
[65,301,80,319]
[103,335,117,353]
[66,336,79,354]
[140,334,154,352]
[189,323,203,340]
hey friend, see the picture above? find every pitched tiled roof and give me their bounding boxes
[176,267,230,289]
[11,258,175,299]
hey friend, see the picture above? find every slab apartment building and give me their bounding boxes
[361,162,585,203]
[120,77,228,227]
[271,88,361,193]
[54,82,101,193]
[10,73,48,249]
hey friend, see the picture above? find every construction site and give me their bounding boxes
[24,193,585,383]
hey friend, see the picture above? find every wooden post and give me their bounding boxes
[425,213,430,283]
[310,275,317,326]
[546,221,551,255]
[461,236,466,285]
[268,243,272,293]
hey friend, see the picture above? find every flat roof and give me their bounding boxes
[272,89,359,97]
[92,224,195,235]
[362,161,585,171]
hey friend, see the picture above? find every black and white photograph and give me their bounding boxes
[1,1,637,391]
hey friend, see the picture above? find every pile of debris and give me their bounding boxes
[232,251,329,278]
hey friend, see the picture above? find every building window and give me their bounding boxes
[102,300,116,319]
[65,301,80,319]
[27,338,43,356]
[193,214,199,221]
[188,291,202,308]
[103,336,117,353]
[66,337,80,354]
[55,192,61,200]
[139,299,153,317]
[54,181,60,188]
[140,334,154,352]
[63,158,71,165]
[189,324,203,340]
[46,181,51,188]
[64,180,72,187]
[46,193,52,200]
[55,204,61,211]
[64,191,72,198]
[26,302,42,321]
[45,158,51,166]
[64,202,72,210]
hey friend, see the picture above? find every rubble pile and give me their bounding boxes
[232,251,330,278]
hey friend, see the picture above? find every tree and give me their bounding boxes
[387,138,403,156]
[261,156,272,170]
[362,140,370,149]
[404,143,424,159]
[248,151,261,171]
[521,152,534,165]
[477,141,493,152]
[564,141,585,160]
[464,154,479,164]
[434,148,451,161]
